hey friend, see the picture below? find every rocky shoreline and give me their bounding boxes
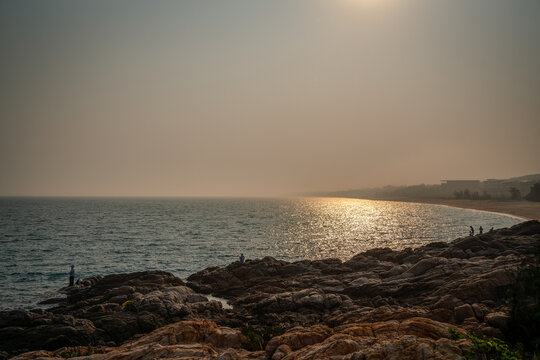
[1,220,539,359]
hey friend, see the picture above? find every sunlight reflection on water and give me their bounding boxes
[0,197,521,310]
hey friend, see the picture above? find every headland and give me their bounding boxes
[1,220,539,359]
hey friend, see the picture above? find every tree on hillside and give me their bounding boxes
[509,187,521,200]
[525,182,540,202]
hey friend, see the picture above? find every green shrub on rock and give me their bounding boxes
[449,327,464,340]
[241,324,284,351]
[464,333,521,360]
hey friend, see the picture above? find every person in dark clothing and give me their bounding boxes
[469,226,474,236]
[479,226,483,234]
[239,253,245,263]
[69,265,75,286]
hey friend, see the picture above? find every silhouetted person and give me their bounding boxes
[489,227,494,232]
[479,226,483,234]
[69,265,75,286]
[240,253,245,263]
[469,226,474,236]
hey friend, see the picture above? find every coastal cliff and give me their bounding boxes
[1,220,539,360]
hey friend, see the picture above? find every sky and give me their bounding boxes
[1,0,539,197]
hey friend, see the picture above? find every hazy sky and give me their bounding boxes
[1,0,539,197]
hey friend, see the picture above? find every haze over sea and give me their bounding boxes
[0,197,522,310]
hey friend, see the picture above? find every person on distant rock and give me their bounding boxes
[240,253,245,263]
[69,265,75,286]
[469,226,474,236]
[489,227,494,232]
[479,226,483,234]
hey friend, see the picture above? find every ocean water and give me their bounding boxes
[0,197,523,310]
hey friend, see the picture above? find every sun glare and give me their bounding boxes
[343,0,392,9]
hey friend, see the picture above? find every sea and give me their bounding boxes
[0,197,523,311]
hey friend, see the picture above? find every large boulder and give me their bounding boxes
[0,271,226,357]
[10,320,248,360]
[0,310,105,355]
[266,317,469,360]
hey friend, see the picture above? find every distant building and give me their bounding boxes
[483,179,508,198]
[441,176,540,199]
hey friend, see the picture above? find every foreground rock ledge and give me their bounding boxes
[12,317,471,360]
[1,220,539,360]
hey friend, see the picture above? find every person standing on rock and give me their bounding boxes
[469,226,474,236]
[479,226,483,234]
[69,265,75,286]
[240,253,245,263]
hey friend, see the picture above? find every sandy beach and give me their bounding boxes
[384,198,540,221]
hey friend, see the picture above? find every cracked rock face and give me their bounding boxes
[10,318,470,360]
[2,220,539,359]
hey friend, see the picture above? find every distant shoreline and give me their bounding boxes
[340,197,540,221]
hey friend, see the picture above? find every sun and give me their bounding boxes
[343,0,392,8]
